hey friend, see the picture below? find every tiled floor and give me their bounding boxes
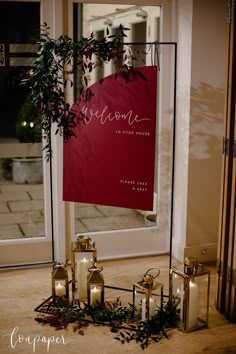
[0,180,148,240]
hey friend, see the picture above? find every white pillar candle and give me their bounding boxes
[77,258,89,300]
[177,287,184,321]
[188,280,199,328]
[90,286,102,305]
[141,297,156,321]
[55,282,66,297]
[74,288,79,300]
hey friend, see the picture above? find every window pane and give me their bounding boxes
[0,2,40,139]
[0,151,45,241]
[0,2,45,241]
[73,4,161,233]
[0,2,40,43]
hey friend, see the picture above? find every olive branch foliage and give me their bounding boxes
[23,23,132,160]
[35,297,179,350]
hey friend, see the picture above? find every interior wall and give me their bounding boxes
[185,0,227,261]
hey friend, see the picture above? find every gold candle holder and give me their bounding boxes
[170,263,210,332]
[71,235,97,301]
[87,264,104,306]
[51,263,69,301]
[133,268,163,321]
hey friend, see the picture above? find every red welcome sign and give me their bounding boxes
[63,66,157,210]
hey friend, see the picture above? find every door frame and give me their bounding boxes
[0,0,177,266]
[60,0,177,263]
[0,0,65,267]
[216,0,236,321]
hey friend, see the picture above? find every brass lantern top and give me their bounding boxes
[136,267,160,291]
[184,257,204,275]
[52,263,68,280]
[88,264,104,278]
[74,235,96,251]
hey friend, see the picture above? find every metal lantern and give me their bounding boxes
[133,268,163,321]
[71,235,97,301]
[87,264,104,306]
[184,257,203,275]
[51,263,69,301]
[170,259,210,332]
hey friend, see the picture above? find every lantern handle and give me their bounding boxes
[88,264,103,272]
[144,267,160,279]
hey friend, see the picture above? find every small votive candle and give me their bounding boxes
[90,286,102,305]
[55,281,66,297]
[141,297,156,321]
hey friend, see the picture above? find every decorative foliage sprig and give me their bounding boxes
[115,299,180,350]
[35,297,179,350]
[24,23,130,160]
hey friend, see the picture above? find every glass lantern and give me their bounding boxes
[170,261,210,332]
[51,263,69,302]
[87,264,104,306]
[184,257,203,275]
[133,268,163,321]
[71,235,97,301]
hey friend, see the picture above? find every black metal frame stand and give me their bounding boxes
[117,41,178,293]
[3,42,177,297]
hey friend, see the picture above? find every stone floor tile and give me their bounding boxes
[114,214,146,228]
[80,214,145,232]
[75,202,93,207]
[0,183,43,192]
[28,190,44,200]
[20,211,44,224]
[75,219,89,234]
[75,205,104,218]
[96,205,137,216]
[0,202,8,213]
[0,211,44,225]
[8,199,44,212]
[20,222,45,237]
[0,191,30,202]
[79,216,118,232]
[0,224,23,238]
[0,213,12,225]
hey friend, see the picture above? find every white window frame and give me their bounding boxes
[0,0,58,267]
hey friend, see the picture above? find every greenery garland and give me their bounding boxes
[23,23,131,160]
[35,297,179,350]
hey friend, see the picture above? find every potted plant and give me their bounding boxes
[12,95,43,184]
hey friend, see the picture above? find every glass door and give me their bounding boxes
[0,0,53,267]
[68,2,175,260]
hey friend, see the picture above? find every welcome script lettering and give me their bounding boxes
[80,105,151,126]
